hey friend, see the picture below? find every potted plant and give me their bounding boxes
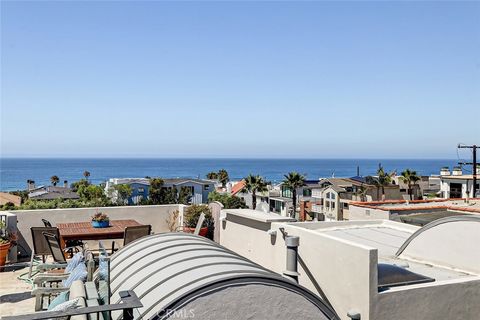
[0,221,17,268]
[91,212,110,228]
[183,205,212,237]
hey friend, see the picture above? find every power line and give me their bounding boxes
[457,144,478,197]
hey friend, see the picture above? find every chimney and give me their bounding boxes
[27,180,35,191]
[440,167,450,176]
[452,166,463,176]
[64,180,68,188]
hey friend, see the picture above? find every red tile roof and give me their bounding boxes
[231,180,246,195]
[349,198,480,213]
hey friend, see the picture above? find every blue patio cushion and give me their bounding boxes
[63,263,87,288]
[47,291,69,310]
[66,252,84,273]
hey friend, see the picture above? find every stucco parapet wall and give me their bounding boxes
[222,209,296,223]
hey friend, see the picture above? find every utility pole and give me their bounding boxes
[458,144,478,198]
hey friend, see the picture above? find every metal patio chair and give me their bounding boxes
[41,218,84,257]
[111,225,152,253]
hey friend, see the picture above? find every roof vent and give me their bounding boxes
[452,167,463,176]
[440,167,450,176]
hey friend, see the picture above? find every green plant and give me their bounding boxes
[208,191,246,209]
[183,205,212,228]
[2,202,15,211]
[112,184,133,205]
[91,212,109,222]
[0,221,17,246]
[149,178,165,204]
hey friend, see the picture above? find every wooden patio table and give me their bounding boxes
[57,219,142,249]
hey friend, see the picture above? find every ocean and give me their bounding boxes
[0,158,458,191]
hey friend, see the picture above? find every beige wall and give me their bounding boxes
[348,205,391,221]
[373,278,480,320]
[399,219,480,275]
[9,205,184,255]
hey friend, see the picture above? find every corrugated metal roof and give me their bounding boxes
[110,233,338,320]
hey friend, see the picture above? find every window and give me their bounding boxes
[282,186,293,198]
[332,202,336,210]
[138,188,145,193]
[331,193,336,200]
[204,185,209,191]
[303,189,312,197]
[343,203,349,209]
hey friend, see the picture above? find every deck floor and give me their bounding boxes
[0,266,36,316]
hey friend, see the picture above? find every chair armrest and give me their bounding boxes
[31,287,69,296]
[36,263,67,272]
[33,274,69,285]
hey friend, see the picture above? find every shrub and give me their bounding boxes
[183,204,212,228]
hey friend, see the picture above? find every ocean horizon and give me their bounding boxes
[0,158,460,192]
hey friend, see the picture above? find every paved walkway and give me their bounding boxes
[0,266,35,316]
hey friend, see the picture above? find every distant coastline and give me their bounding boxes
[0,158,458,191]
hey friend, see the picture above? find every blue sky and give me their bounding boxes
[1,1,479,158]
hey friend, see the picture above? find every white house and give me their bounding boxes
[439,167,480,198]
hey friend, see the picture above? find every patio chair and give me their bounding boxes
[42,218,84,256]
[29,227,64,278]
[111,225,152,253]
[32,232,95,311]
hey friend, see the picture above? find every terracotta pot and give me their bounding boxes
[183,227,208,237]
[0,242,11,267]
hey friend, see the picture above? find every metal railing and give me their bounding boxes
[1,290,142,320]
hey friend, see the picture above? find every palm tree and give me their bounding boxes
[206,172,218,180]
[399,169,421,200]
[50,175,60,186]
[218,169,229,188]
[241,174,268,210]
[355,185,368,202]
[365,165,393,200]
[83,171,91,181]
[282,172,307,218]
